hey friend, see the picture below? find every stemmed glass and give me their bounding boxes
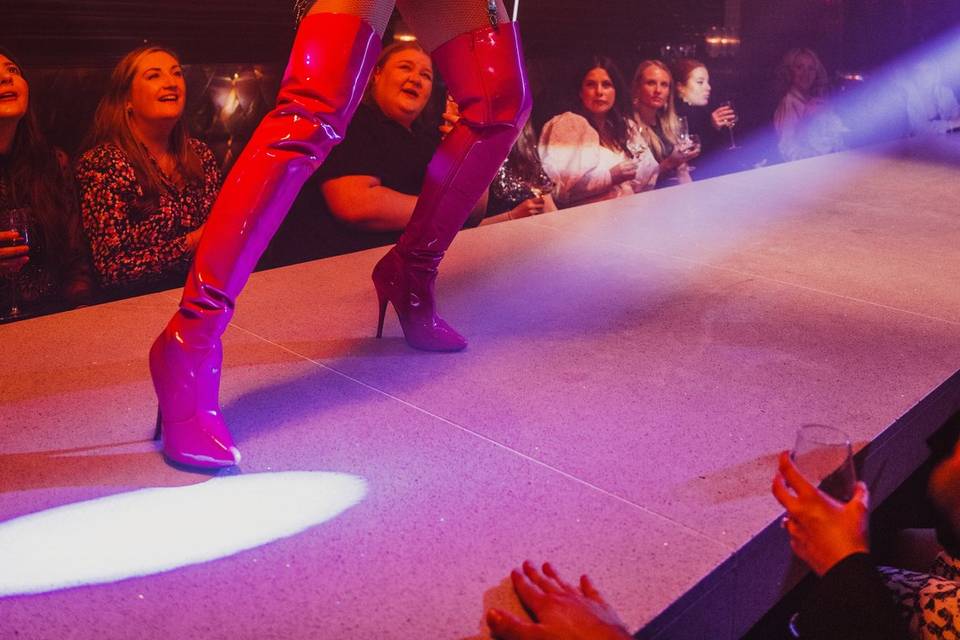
[625,136,647,160]
[720,99,739,149]
[790,424,856,501]
[1,207,31,321]
[676,116,692,150]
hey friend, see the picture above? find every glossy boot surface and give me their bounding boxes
[373,246,466,351]
[374,22,531,351]
[151,13,381,468]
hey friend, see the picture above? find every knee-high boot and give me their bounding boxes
[372,21,532,351]
[149,13,381,468]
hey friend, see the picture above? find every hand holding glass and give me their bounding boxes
[1,208,31,320]
[791,424,856,501]
[720,100,739,149]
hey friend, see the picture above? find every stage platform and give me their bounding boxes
[2,136,960,639]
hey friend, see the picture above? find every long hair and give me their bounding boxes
[84,45,202,206]
[0,47,81,277]
[672,58,707,103]
[506,118,544,183]
[570,55,632,153]
[632,59,681,161]
[775,47,830,99]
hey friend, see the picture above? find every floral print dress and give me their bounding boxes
[76,139,220,292]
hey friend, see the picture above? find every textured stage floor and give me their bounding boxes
[2,136,960,639]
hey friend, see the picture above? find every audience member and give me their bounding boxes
[539,56,658,209]
[76,45,220,296]
[264,41,487,265]
[898,58,960,136]
[631,59,699,186]
[773,48,847,162]
[483,119,557,225]
[672,57,737,177]
[0,47,93,318]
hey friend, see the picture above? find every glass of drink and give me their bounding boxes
[720,100,739,149]
[1,207,31,321]
[790,424,856,500]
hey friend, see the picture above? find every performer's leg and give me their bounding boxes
[150,1,392,469]
[373,0,531,351]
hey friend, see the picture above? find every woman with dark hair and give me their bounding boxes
[632,59,698,186]
[76,45,221,296]
[539,55,657,208]
[0,48,92,321]
[671,57,736,176]
[150,1,530,469]
[773,47,847,161]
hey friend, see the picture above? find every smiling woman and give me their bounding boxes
[75,45,221,297]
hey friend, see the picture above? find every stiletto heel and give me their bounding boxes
[153,409,162,441]
[376,288,388,338]
[150,13,380,469]
[371,22,530,353]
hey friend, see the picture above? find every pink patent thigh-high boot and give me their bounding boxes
[372,22,532,351]
[149,13,381,468]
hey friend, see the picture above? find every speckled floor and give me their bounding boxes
[2,136,959,640]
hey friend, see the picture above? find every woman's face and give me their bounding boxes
[371,48,433,129]
[678,66,710,107]
[790,53,818,95]
[0,55,29,124]
[579,67,616,118]
[634,65,671,112]
[128,50,186,126]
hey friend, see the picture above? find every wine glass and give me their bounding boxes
[676,115,692,150]
[1,207,31,321]
[790,424,856,501]
[626,136,647,160]
[720,99,739,149]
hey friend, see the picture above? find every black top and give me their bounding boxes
[675,99,747,179]
[795,553,910,640]
[261,102,439,268]
[0,150,93,320]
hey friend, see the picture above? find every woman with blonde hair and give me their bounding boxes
[773,47,847,161]
[76,45,220,295]
[631,59,698,186]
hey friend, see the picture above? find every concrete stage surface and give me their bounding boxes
[2,136,960,640]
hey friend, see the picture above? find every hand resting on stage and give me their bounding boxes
[486,561,633,640]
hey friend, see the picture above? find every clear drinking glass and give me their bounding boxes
[676,116,691,150]
[790,424,856,501]
[720,99,739,149]
[1,207,31,321]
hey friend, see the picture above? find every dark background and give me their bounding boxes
[3,0,959,163]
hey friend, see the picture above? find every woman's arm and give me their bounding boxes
[321,175,419,232]
[539,113,620,207]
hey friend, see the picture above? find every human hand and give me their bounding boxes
[487,561,633,640]
[711,104,736,130]
[507,196,547,220]
[680,138,701,161]
[0,231,30,275]
[185,224,205,252]
[610,159,639,184]
[440,94,461,139]
[660,147,687,172]
[772,451,870,576]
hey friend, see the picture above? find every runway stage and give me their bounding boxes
[2,136,960,639]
